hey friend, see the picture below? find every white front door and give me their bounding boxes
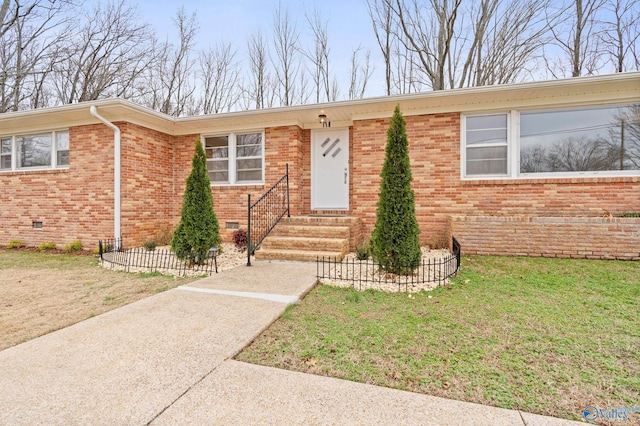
[311,129,349,210]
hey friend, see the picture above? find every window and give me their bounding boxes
[463,104,640,179]
[204,132,263,184]
[465,114,509,176]
[56,131,69,166]
[0,130,69,172]
[236,133,263,182]
[520,105,639,174]
[17,133,51,168]
[205,136,229,183]
[0,138,11,170]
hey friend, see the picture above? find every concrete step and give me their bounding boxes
[260,236,349,252]
[255,249,344,262]
[282,216,361,227]
[271,225,351,239]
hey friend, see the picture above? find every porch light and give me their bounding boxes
[319,114,330,127]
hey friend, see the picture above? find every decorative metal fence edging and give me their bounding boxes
[99,238,218,277]
[317,237,461,292]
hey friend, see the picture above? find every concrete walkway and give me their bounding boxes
[0,260,582,425]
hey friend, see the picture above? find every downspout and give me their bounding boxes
[90,106,121,247]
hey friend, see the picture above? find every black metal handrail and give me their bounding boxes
[247,164,290,266]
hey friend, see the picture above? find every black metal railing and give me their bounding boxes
[316,237,461,292]
[98,239,218,276]
[247,164,290,266]
[98,238,124,257]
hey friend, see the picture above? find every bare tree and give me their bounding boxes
[0,0,16,38]
[367,0,393,95]
[244,30,274,109]
[600,0,640,72]
[52,0,154,105]
[391,34,423,93]
[374,0,547,91]
[348,46,374,99]
[142,7,198,116]
[546,0,607,77]
[199,42,241,114]
[272,3,301,106]
[0,0,71,112]
[304,7,332,103]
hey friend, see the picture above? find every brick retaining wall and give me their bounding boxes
[451,216,640,260]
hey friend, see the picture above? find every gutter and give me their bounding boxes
[90,106,121,246]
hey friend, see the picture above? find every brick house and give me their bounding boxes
[1,73,639,260]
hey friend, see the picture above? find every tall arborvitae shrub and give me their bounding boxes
[172,139,220,265]
[370,105,421,274]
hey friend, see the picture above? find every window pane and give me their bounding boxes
[466,114,507,145]
[237,145,262,157]
[210,147,228,158]
[56,131,69,151]
[466,146,508,175]
[17,134,51,168]
[467,114,507,131]
[209,171,229,183]
[520,105,640,173]
[467,128,508,145]
[205,136,229,158]
[0,138,11,170]
[57,150,69,166]
[1,138,11,154]
[237,170,262,182]
[237,133,262,146]
[207,159,228,171]
[237,158,262,170]
[236,133,262,157]
[56,131,69,166]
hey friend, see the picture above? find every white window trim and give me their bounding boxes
[0,129,69,172]
[461,111,512,179]
[203,131,265,186]
[461,104,640,180]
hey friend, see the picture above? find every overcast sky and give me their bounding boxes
[132,0,385,97]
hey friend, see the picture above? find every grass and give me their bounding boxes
[237,256,640,423]
[0,249,198,350]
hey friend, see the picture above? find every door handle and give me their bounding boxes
[344,168,348,184]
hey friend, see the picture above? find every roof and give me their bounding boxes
[1,72,639,136]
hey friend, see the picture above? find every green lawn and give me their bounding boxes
[237,256,640,422]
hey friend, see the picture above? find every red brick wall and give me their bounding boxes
[171,127,305,243]
[452,216,640,260]
[351,113,640,256]
[4,113,639,259]
[0,125,114,249]
[119,123,174,246]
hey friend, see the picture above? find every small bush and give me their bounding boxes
[154,225,174,246]
[232,229,248,250]
[7,239,25,249]
[355,243,370,260]
[38,241,56,251]
[172,139,220,265]
[64,240,83,252]
[370,105,421,275]
[143,240,158,251]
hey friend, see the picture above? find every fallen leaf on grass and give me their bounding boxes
[443,381,450,390]
[305,358,317,366]
[464,279,471,284]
